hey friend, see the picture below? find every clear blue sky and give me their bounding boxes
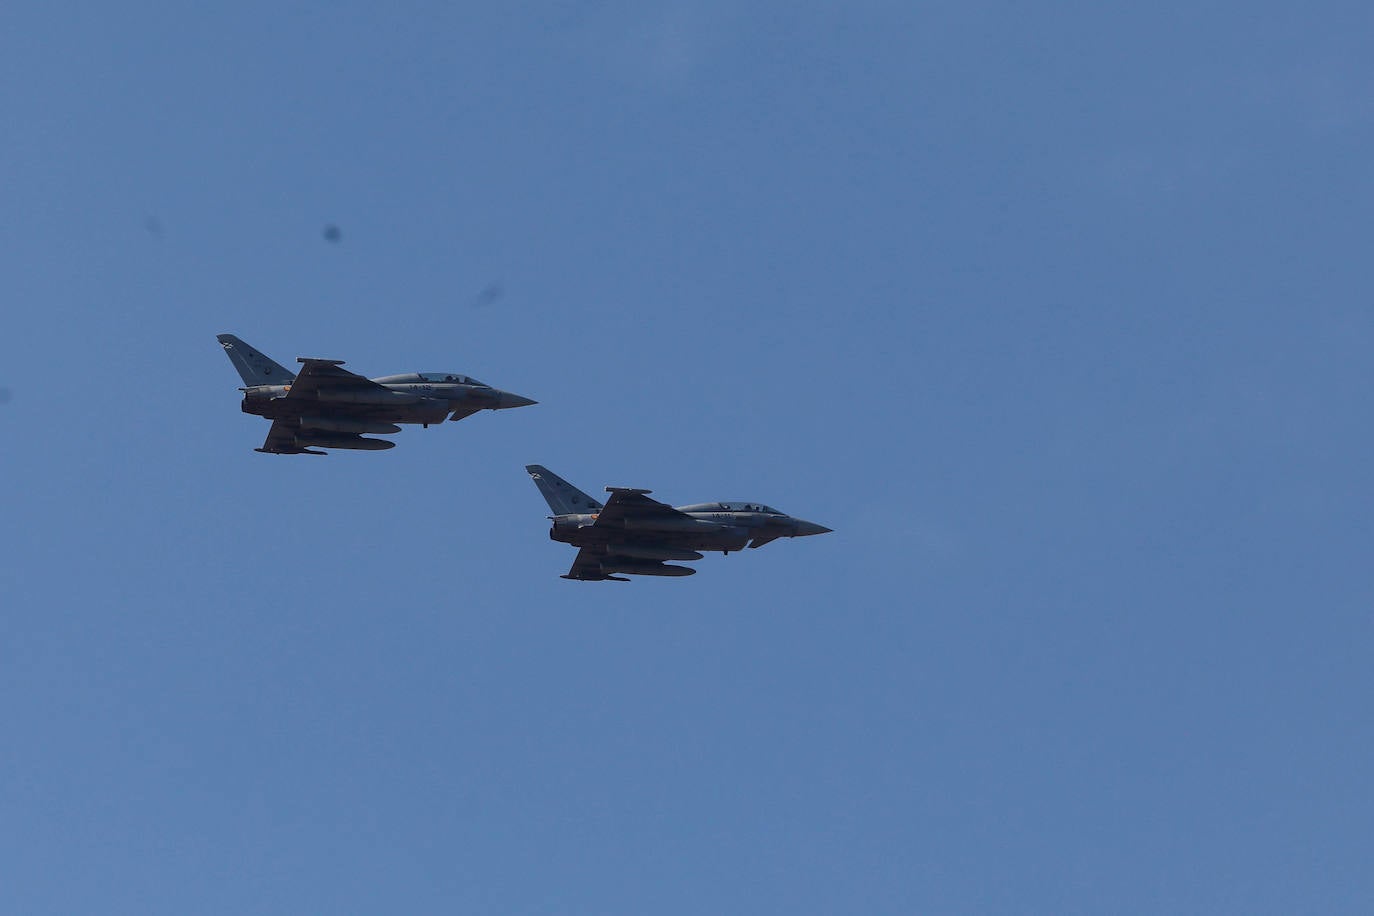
[4,3,1373,913]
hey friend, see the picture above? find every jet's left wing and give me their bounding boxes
[562,547,628,582]
[283,358,392,400]
[591,487,693,528]
[256,419,324,455]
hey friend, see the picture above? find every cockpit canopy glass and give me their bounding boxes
[417,372,486,386]
[372,372,488,386]
[679,501,784,514]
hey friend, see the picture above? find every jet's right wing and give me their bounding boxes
[592,487,693,528]
[284,358,393,400]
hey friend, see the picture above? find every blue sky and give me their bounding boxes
[4,2,1374,913]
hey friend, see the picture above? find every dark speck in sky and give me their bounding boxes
[0,387,13,404]
[323,224,342,243]
[472,283,504,307]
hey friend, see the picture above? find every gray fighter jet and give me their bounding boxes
[526,465,832,581]
[218,334,536,454]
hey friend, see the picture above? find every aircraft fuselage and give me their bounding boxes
[550,508,801,554]
[240,380,511,425]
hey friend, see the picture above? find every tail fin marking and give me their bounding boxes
[217,334,295,386]
[526,465,604,515]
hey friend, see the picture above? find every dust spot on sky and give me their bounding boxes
[472,283,504,307]
[323,224,342,243]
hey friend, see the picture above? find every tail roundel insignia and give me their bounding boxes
[525,465,605,515]
[217,334,296,386]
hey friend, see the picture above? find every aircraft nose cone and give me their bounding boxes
[497,392,538,409]
[793,519,833,537]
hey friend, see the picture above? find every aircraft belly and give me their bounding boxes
[247,397,450,425]
[300,416,402,435]
[607,544,704,562]
[393,403,458,425]
[560,529,747,553]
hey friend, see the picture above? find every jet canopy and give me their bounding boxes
[679,501,785,514]
[372,372,489,386]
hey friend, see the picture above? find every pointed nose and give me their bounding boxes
[496,392,538,409]
[792,519,833,537]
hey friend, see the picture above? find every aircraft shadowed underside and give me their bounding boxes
[526,465,831,581]
[218,334,535,454]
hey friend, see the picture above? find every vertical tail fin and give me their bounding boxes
[526,465,603,515]
[217,334,295,386]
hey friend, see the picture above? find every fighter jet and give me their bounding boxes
[217,334,536,454]
[526,465,832,581]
